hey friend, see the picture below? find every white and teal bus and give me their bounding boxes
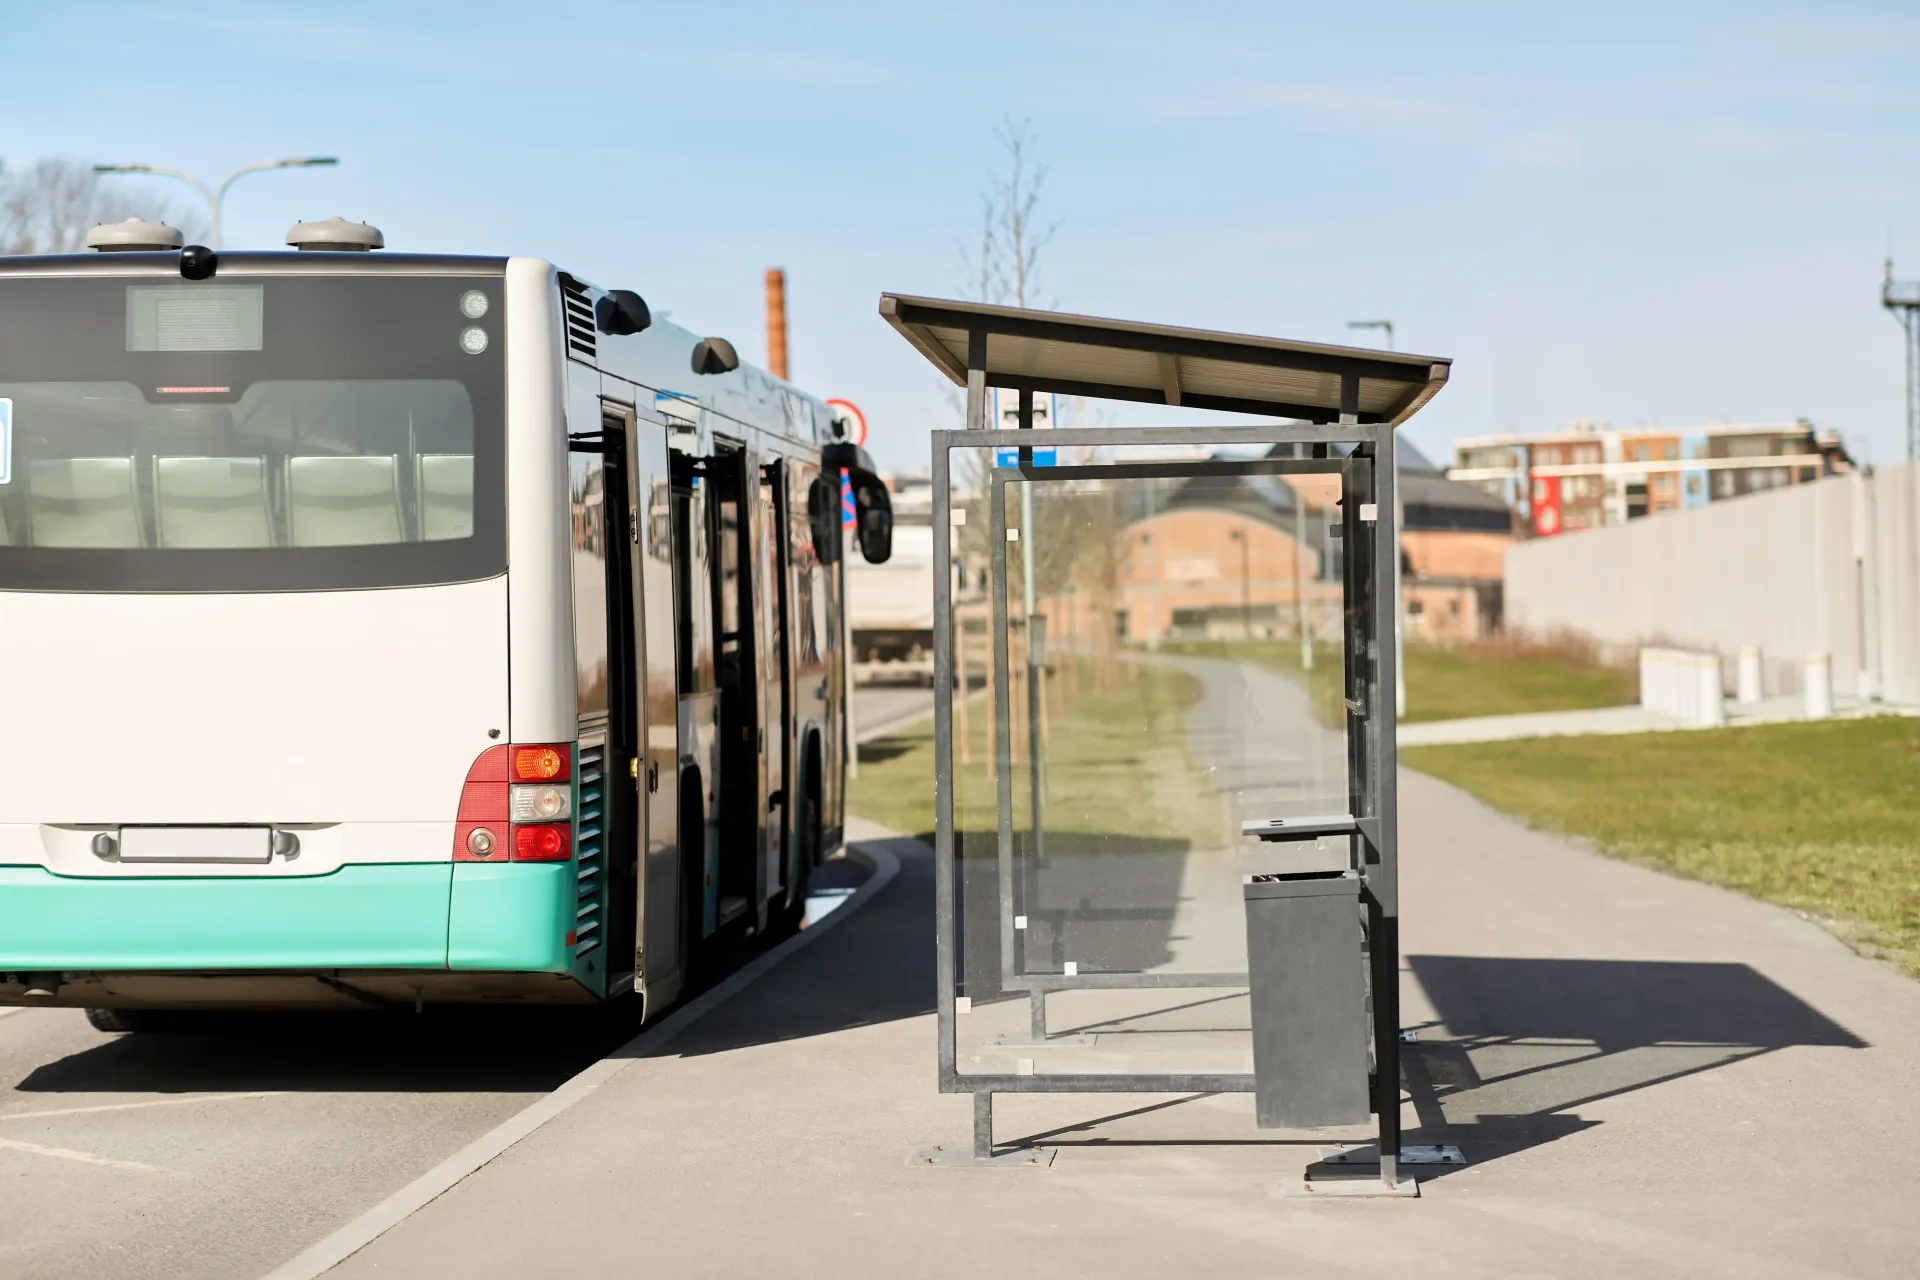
[0,220,892,1026]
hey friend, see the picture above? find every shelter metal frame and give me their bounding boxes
[888,293,1450,1191]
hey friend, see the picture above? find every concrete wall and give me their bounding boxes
[1506,463,1920,704]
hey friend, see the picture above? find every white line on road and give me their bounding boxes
[1,1092,283,1123]
[0,1135,174,1174]
[259,839,904,1280]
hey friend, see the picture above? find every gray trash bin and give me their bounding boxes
[1243,872,1371,1128]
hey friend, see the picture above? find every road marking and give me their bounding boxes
[1,1092,283,1122]
[260,838,904,1280]
[0,1135,173,1174]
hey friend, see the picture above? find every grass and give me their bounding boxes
[1405,715,1920,977]
[847,660,1224,848]
[1155,635,1635,725]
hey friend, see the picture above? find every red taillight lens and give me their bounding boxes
[511,745,570,783]
[512,823,572,862]
[453,745,510,861]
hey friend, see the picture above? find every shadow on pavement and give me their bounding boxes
[1398,955,1867,1178]
[14,1003,651,1095]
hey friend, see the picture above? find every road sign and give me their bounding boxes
[995,446,1056,468]
[990,388,1055,430]
[826,397,867,447]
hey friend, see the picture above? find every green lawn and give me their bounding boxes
[1155,638,1635,725]
[1405,715,1920,977]
[848,660,1224,848]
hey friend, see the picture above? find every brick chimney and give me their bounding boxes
[765,268,788,380]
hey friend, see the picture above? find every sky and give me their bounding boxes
[3,1,1917,470]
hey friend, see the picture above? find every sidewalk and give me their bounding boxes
[1400,693,1912,747]
[325,792,1920,1279]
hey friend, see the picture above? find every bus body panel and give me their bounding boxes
[0,577,507,833]
[447,862,573,971]
[0,863,454,969]
[504,257,577,746]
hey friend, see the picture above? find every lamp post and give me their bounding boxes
[1347,318,1406,717]
[93,157,339,250]
[1345,319,1394,351]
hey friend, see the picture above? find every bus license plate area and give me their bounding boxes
[116,827,273,864]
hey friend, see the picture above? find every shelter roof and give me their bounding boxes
[880,293,1450,425]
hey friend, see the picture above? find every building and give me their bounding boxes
[1449,420,1853,537]
[1105,441,1513,644]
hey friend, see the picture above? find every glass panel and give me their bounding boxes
[0,273,503,591]
[945,448,1351,1080]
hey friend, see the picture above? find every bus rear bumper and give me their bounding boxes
[0,862,576,980]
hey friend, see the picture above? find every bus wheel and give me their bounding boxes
[86,1007,173,1033]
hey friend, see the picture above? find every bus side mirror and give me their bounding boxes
[809,476,842,566]
[853,475,892,565]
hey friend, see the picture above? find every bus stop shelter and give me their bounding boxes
[880,293,1453,1194]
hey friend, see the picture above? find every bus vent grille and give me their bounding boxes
[573,741,606,958]
[560,276,597,362]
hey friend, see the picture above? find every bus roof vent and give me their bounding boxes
[286,217,385,251]
[558,275,597,362]
[85,218,186,252]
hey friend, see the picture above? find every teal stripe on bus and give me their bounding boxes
[447,862,572,971]
[0,864,454,970]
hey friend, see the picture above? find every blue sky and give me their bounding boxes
[4,1,1917,469]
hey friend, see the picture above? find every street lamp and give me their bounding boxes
[93,157,339,250]
[1346,318,1394,351]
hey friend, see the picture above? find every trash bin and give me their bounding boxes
[1243,872,1371,1128]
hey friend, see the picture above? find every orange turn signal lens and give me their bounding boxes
[511,745,569,782]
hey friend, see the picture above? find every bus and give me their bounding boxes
[0,220,893,1026]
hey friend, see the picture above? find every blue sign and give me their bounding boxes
[995,446,1056,468]
[0,397,10,485]
[841,471,856,527]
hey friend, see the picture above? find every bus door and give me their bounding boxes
[710,443,760,928]
[625,407,682,1004]
[756,460,793,908]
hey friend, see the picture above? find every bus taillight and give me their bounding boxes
[453,744,510,861]
[512,824,572,862]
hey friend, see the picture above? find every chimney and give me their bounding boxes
[765,267,789,380]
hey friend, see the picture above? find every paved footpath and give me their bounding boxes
[321,790,1920,1280]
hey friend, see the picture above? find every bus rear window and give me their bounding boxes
[0,272,505,592]
[1,381,474,551]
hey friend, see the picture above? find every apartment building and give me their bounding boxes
[1448,420,1853,537]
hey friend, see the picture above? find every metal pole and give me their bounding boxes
[1296,482,1314,670]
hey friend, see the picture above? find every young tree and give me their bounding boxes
[0,157,206,254]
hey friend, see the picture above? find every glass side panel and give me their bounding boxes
[945,448,1352,1080]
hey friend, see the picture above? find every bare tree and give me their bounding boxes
[956,116,1061,310]
[0,157,206,254]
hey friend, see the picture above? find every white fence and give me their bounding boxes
[1507,463,1920,705]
